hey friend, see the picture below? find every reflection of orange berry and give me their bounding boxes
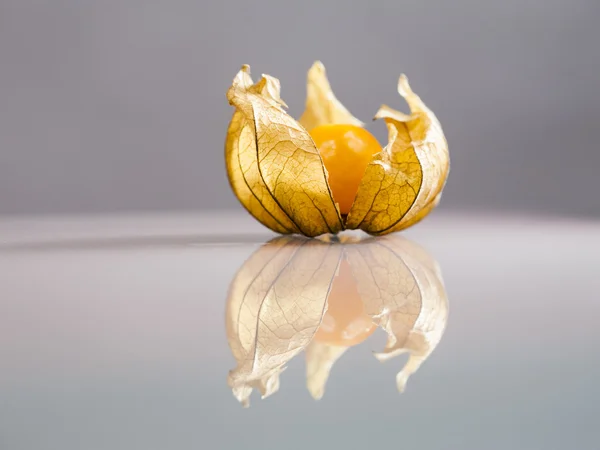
[309,124,382,215]
[314,259,376,347]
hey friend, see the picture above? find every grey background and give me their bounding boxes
[1,0,599,217]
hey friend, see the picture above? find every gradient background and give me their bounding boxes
[1,0,599,217]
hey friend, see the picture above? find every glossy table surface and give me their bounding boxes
[1,212,599,450]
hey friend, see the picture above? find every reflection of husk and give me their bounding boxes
[225,237,342,406]
[305,341,348,400]
[346,236,448,392]
[226,235,448,406]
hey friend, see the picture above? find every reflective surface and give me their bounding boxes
[227,235,448,405]
[1,212,599,449]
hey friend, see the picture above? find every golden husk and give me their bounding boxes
[225,62,449,236]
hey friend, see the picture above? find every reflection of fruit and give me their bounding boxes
[309,124,382,215]
[314,258,377,347]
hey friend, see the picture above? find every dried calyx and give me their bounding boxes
[226,62,449,237]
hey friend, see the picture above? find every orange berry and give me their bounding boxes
[309,124,382,215]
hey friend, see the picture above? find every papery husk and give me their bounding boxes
[298,61,364,131]
[346,75,449,234]
[226,66,343,237]
[226,64,448,237]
